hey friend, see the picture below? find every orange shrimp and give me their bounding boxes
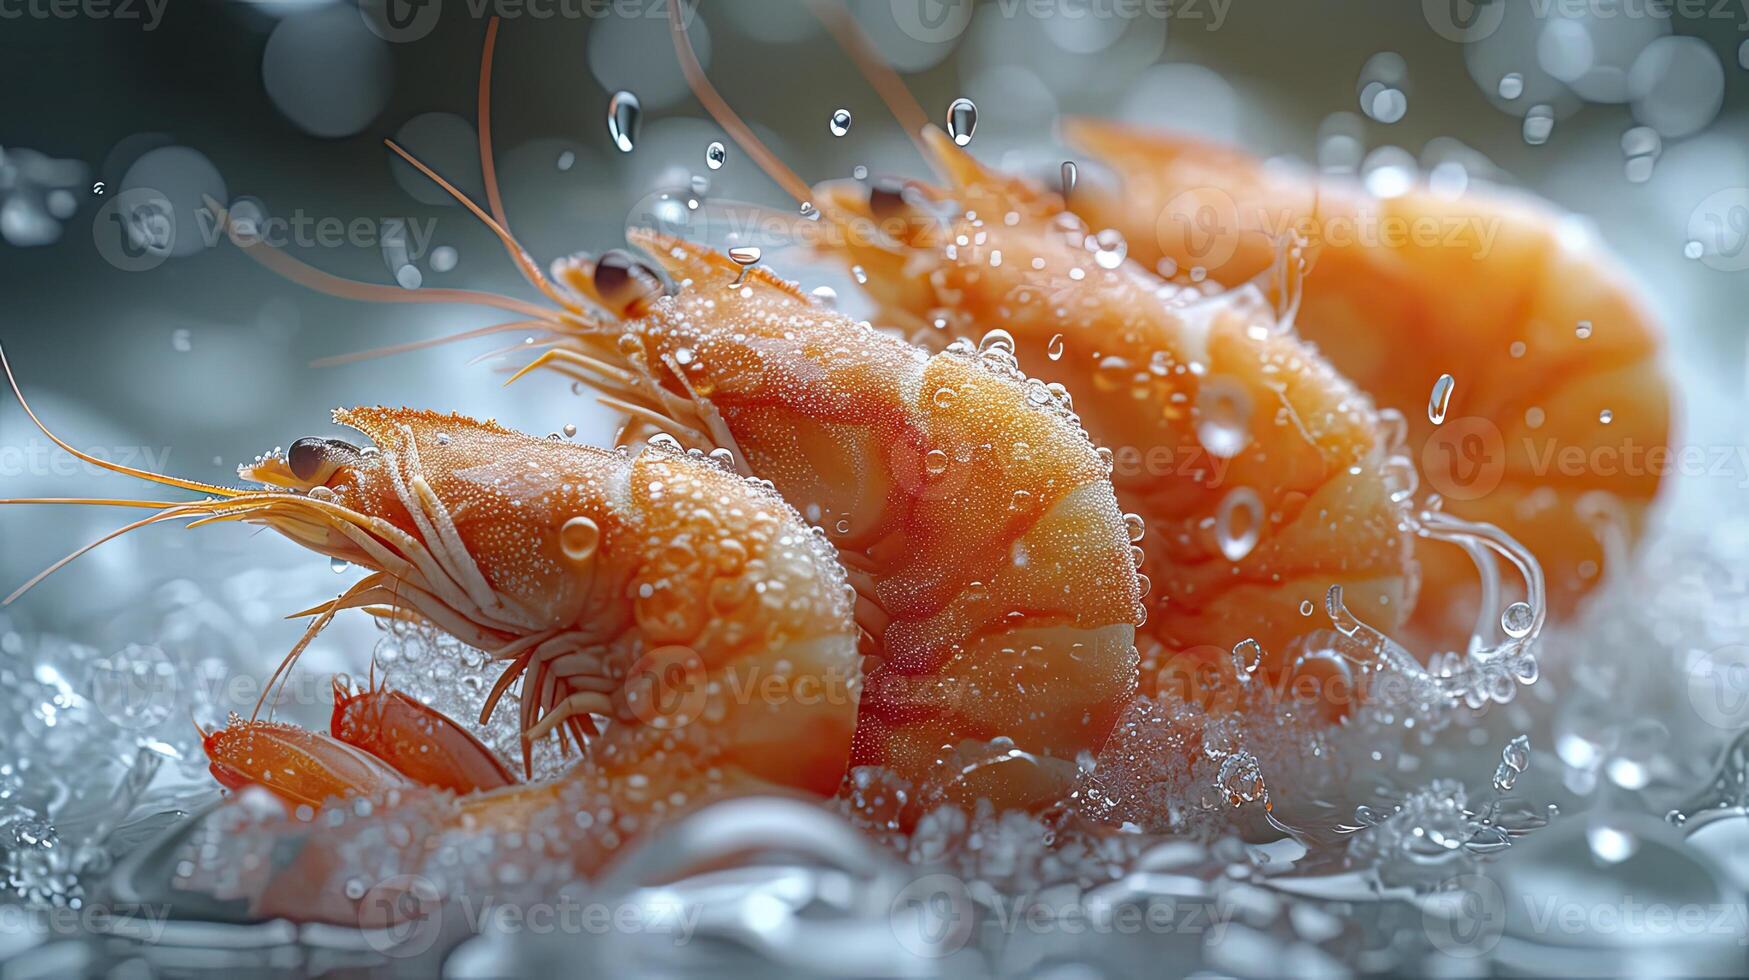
[658,10,1419,711]
[206,17,1146,819]
[1058,120,1671,637]
[0,353,863,882]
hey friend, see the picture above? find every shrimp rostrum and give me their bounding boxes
[0,354,862,887]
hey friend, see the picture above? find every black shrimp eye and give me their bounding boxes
[287,437,360,483]
[592,249,666,317]
[867,178,912,224]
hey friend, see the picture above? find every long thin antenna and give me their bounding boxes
[807,0,938,172]
[666,0,813,205]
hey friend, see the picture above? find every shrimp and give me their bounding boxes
[1057,120,1671,635]
[206,16,1146,819]
[656,9,1417,708]
[0,352,863,884]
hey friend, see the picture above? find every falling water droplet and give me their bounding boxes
[1232,638,1264,677]
[1060,161,1077,199]
[330,557,351,574]
[562,423,577,438]
[705,141,726,170]
[1598,408,1613,424]
[829,108,853,137]
[607,91,641,153]
[1428,373,1455,424]
[946,98,978,146]
[1047,333,1065,361]
[1501,601,1534,638]
[1523,104,1555,145]
[1215,487,1264,562]
[1498,73,1524,99]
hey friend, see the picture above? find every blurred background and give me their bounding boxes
[0,0,1745,648]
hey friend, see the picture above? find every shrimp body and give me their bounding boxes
[1,382,862,878]
[808,130,1416,697]
[1060,120,1671,632]
[537,235,1144,812]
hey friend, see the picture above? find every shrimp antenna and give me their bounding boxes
[665,0,814,205]
[806,0,941,175]
[0,345,246,499]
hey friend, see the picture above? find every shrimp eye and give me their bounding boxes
[288,437,361,484]
[593,249,667,317]
[867,178,913,224]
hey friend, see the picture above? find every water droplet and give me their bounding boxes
[1525,406,1545,429]
[727,245,761,268]
[1428,373,1455,424]
[924,448,949,477]
[1123,512,1146,543]
[607,90,641,153]
[799,201,820,221]
[557,150,576,171]
[1215,487,1264,562]
[1195,376,1251,459]
[1599,409,1614,424]
[1523,104,1555,145]
[1357,52,1409,124]
[1501,601,1534,638]
[562,423,578,438]
[829,108,853,137]
[852,265,868,284]
[932,386,957,409]
[946,98,978,146]
[1091,229,1127,270]
[1498,72,1524,99]
[429,245,458,273]
[705,140,726,170]
[330,557,351,573]
[171,328,192,352]
[1575,320,1592,339]
[1060,160,1077,198]
[560,516,600,562]
[1502,734,1531,772]
[1299,599,1314,616]
[1232,638,1263,676]
[1047,333,1065,361]
[810,285,837,307]
[1684,240,1704,260]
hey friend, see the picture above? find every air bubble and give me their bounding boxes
[705,141,726,170]
[1215,487,1264,562]
[1523,104,1555,145]
[1047,333,1065,361]
[1498,73,1524,99]
[829,108,853,137]
[1501,601,1534,638]
[1599,409,1613,424]
[1232,638,1263,676]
